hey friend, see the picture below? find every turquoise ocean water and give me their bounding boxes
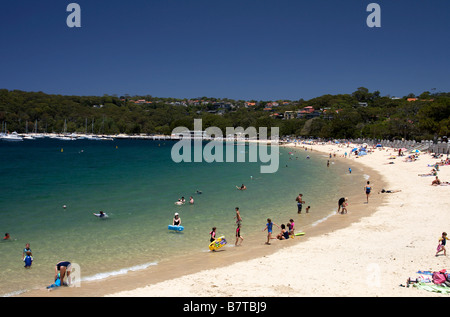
[0,138,364,296]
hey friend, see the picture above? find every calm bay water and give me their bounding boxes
[0,138,363,296]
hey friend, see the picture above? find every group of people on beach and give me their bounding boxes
[416,157,450,186]
[263,218,296,244]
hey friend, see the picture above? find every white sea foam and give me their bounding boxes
[80,262,158,282]
[311,212,336,227]
[2,289,28,297]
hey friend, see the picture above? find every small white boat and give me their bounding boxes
[0,132,24,142]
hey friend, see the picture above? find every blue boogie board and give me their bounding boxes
[168,225,184,232]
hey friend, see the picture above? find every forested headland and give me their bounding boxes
[0,87,449,141]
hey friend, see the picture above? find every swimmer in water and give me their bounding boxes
[93,211,107,218]
[236,184,247,190]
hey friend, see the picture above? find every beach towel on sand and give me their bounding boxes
[414,282,450,294]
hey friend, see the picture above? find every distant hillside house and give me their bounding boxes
[271,113,285,119]
[284,111,295,120]
[133,100,152,105]
[407,98,434,102]
[296,106,315,118]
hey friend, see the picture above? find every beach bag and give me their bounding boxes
[432,271,447,285]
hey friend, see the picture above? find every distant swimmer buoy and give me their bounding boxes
[63,205,67,209]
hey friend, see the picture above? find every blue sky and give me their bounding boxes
[0,0,449,100]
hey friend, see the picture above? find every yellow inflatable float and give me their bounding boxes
[209,236,227,251]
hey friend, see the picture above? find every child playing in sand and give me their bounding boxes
[263,218,280,245]
[276,224,290,240]
[436,232,448,256]
[288,219,295,236]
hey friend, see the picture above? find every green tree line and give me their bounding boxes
[0,88,448,141]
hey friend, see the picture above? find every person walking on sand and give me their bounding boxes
[364,181,372,203]
[263,218,280,245]
[436,232,448,256]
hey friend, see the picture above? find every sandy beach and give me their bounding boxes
[15,141,450,298]
[104,141,450,297]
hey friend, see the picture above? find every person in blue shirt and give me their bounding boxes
[263,218,280,245]
[23,251,33,268]
[22,243,32,260]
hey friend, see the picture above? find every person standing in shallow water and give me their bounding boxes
[55,261,71,286]
[296,194,305,214]
[234,207,242,225]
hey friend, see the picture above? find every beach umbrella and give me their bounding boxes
[359,151,367,156]
[351,148,358,152]
[411,149,421,153]
[376,144,382,147]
